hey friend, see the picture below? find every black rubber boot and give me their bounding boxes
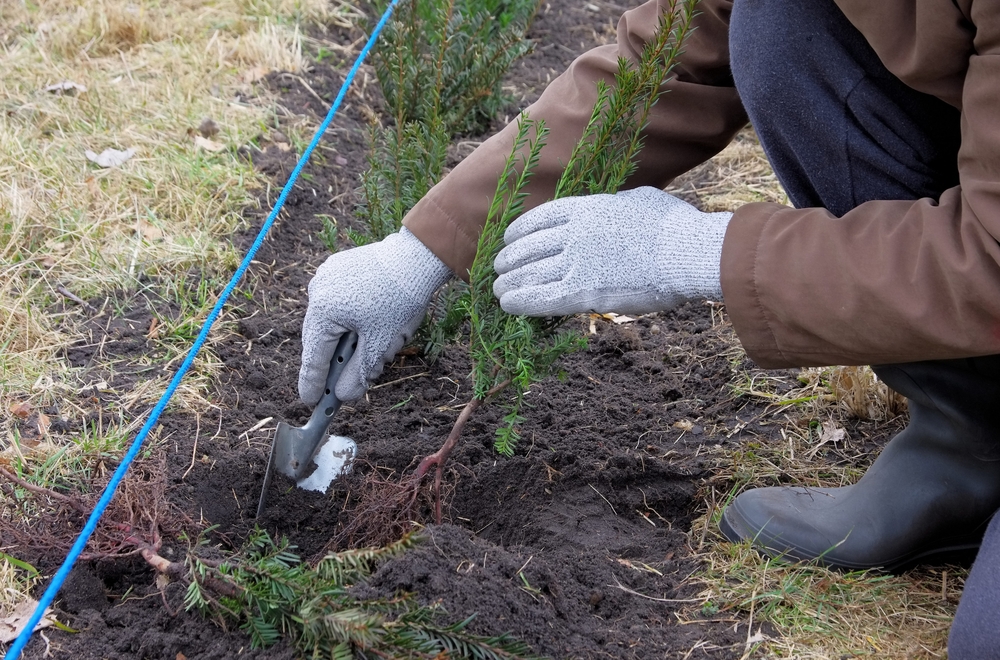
[720,356,1000,571]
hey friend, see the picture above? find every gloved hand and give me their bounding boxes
[493,186,731,316]
[299,228,452,404]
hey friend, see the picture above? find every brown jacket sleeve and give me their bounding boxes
[403,0,747,279]
[721,1,1000,367]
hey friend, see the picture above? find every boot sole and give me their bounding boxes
[719,503,982,573]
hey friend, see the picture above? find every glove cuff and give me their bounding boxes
[658,210,731,303]
[381,227,454,301]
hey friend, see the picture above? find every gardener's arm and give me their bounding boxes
[402,0,746,279]
[299,0,737,404]
[717,6,1000,367]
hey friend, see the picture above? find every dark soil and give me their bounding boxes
[13,2,898,660]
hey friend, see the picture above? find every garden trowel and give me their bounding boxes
[256,331,358,518]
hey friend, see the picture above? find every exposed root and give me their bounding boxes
[0,451,194,562]
[321,463,446,554]
[409,397,481,525]
[0,465,88,514]
[322,398,480,553]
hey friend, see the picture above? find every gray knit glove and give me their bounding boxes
[299,228,452,404]
[493,187,731,316]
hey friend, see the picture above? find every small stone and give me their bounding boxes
[650,324,661,335]
[198,117,220,138]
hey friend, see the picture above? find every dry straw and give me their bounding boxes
[0,0,350,427]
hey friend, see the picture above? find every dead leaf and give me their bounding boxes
[673,419,694,432]
[44,81,87,95]
[36,413,50,437]
[0,598,56,643]
[273,142,292,152]
[198,117,219,138]
[147,317,160,339]
[85,147,136,168]
[602,313,636,324]
[38,254,57,268]
[137,218,164,241]
[9,401,32,419]
[806,420,847,458]
[84,175,101,197]
[193,135,225,152]
[819,420,846,445]
[241,66,270,83]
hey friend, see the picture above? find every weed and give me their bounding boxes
[316,213,340,252]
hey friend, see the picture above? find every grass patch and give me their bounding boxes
[691,537,958,659]
[0,554,40,625]
[0,0,355,427]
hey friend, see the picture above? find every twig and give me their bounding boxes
[609,575,701,603]
[0,465,88,514]
[739,588,758,660]
[56,285,94,310]
[278,72,330,110]
[589,483,618,516]
[370,371,431,390]
[242,416,274,438]
[182,414,201,480]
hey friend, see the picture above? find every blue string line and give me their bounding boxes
[4,2,400,657]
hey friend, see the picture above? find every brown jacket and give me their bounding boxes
[403,0,1000,369]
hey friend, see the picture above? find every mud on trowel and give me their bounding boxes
[256,331,358,518]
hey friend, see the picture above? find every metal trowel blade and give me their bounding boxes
[296,434,356,493]
[256,331,358,518]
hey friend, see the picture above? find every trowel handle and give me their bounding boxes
[303,331,358,435]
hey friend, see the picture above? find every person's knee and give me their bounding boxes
[729,0,869,120]
[729,0,807,110]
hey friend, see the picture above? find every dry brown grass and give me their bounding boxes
[668,129,790,211]
[0,0,358,435]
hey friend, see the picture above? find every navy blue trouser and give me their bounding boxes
[729,1,997,657]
